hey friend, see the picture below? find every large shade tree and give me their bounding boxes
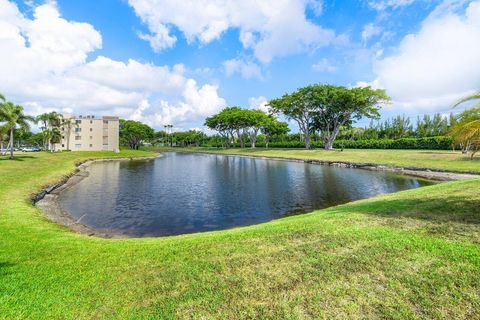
[119,119,154,149]
[269,89,316,149]
[269,84,389,149]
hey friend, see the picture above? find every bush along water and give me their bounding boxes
[201,136,454,150]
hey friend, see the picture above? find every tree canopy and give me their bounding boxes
[205,107,287,148]
[269,84,390,149]
[120,119,154,149]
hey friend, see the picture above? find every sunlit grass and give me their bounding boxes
[174,147,480,173]
[0,150,479,318]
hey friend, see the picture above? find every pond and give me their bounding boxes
[58,152,435,237]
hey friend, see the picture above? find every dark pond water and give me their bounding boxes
[58,152,434,237]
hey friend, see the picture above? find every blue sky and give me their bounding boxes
[1,0,479,131]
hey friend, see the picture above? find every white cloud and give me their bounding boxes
[361,23,382,44]
[223,58,263,79]
[248,96,269,113]
[312,58,337,72]
[128,0,335,63]
[368,0,416,12]
[0,0,226,129]
[370,0,480,112]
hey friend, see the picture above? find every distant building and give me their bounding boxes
[54,115,119,152]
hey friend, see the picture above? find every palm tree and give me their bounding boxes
[0,125,8,153]
[49,128,62,152]
[60,116,77,150]
[0,102,34,159]
[36,111,62,151]
[453,91,480,109]
[451,92,480,159]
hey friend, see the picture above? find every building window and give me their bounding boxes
[75,136,81,140]
[90,136,93,139]
[89,144,93,147]
[75,144,81,149]
[75,128,81,132]
[62,136,65,139]
[62,144,64,148]
[90,120,93,124]
[90,128,93,132]
[75,120,82,124]
[103,120,108,124]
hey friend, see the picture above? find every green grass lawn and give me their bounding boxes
[174,147,480,174]
[1,150,480,319]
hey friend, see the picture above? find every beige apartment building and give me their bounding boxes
[55,115,120,152]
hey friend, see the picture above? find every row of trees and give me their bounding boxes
[336,113,453,141]
[0,95,82,159]
[205,107,289,148]
[204,84,388,150]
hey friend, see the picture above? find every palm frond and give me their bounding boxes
[453,91,480,108]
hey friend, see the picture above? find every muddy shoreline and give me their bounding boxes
[34,151,478,239]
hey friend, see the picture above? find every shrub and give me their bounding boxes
[200,136,454,150]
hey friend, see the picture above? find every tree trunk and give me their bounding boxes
[236,129,244,148]
[66,126,71,150]
[9,128,14,159]
[323,138,334,150]
[304,133,311,149]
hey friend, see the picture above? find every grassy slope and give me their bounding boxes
[175,147,480,174]
[0,150,480,319]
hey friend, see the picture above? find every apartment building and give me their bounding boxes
[55,115,120,152]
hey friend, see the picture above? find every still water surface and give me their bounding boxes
[59,152,434,237]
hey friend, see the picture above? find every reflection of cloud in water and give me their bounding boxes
[59,153,434,237]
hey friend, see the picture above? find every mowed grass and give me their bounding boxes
[175,147,480,173]
[1,150,480,319]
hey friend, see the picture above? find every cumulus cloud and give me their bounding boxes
[223,58,263,79]
[368,0,416,12]
[128,0,335,63]
[248,96,269,113]
[0,0,226,129]
[312,58,337,73]
[361,23,382,44]
[370,0,480,112]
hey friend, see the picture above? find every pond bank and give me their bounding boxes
[34,150,477,238]
[34,154,161,238]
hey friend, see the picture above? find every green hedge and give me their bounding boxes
[201,136,454,150]
[333,137,454,150]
